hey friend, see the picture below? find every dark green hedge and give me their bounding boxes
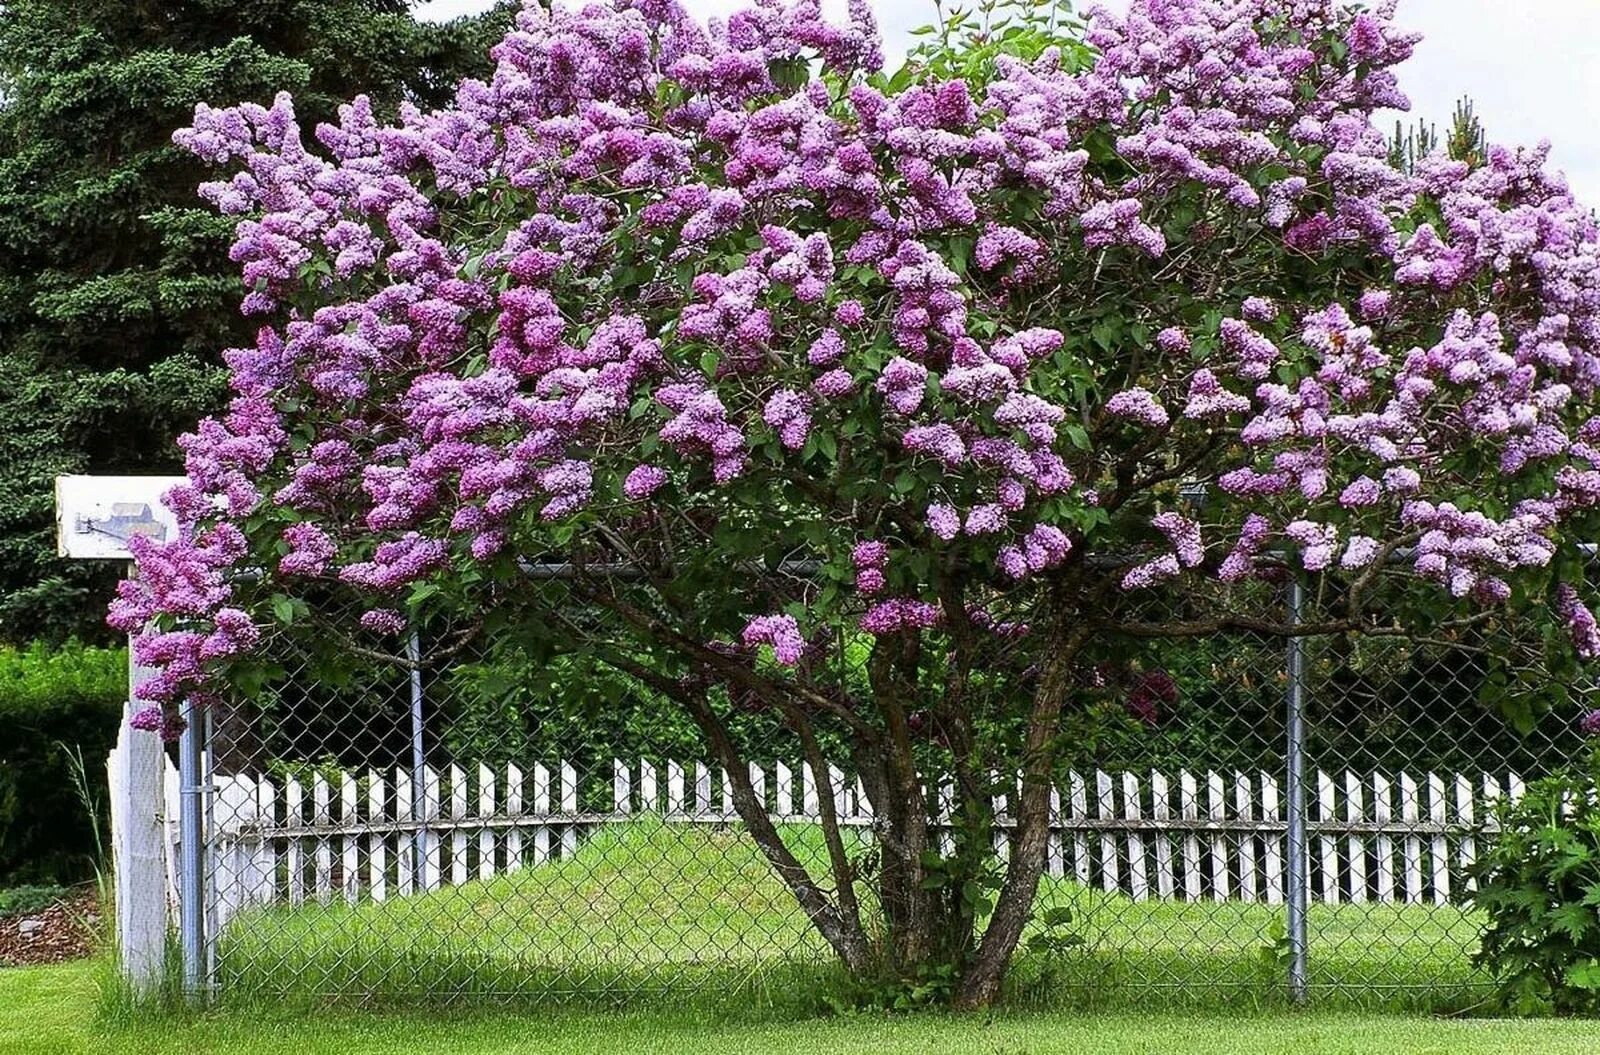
[0,643,126,884]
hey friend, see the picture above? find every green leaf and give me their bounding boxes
[1566,961,1600,990]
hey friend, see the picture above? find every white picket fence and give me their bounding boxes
[189,759,1523,926]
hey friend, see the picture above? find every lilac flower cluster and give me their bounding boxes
[129,705,185,742]
[624,464,669,500]
[1558,585,1600,660]
[1402,501,1555,598]
[853,539,889,594]
[763,388,814,449]
[1104,388,1169,428]
[1183,370,1250,421]
[996,524,1072,581]
[1285,520,1340,571]
[360,608,407,635]
[279,523,337,576]
[1152,512,1204,568]
[742,613,807,665]
[1218,515,1274,583]
[876,357,929,416]
[859,597,943,636]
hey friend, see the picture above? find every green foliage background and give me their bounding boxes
[0,642,125,885]
[0,0,513,644]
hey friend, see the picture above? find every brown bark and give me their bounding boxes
[208,695,260,776]
[589,645,875,974]
[865,634,937,970]
[684,691,876,974]
[953,606,1089,1009]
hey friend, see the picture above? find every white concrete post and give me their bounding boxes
[109,643,173,993]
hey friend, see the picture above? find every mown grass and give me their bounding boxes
[213,818,1490,1013]
[9,959,1600,1055]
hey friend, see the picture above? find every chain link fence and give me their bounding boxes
[176,569,1590,1009]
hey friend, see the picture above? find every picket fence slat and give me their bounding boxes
[506,764,524,873]
[750,763,766,816]
[1400,772,1423,905]
[421,765,441,892]
[368,772,387,902]
[1123,773,1147,901]
[695,763,713,817]
[254,777,276,907]
[1235,773,1256,903]
[286,778,306,905]
[614,759,631,817]
[1316,771,1337,905]
[1428,773,1449,906]
[393,770,413,897]
[667,760,685,816]
[341,772,359,904]
[313,774,333,902]
[1345,771,1367,905]
[1373,772,1395,903]
[1095,771,1117,893]
[532,763,551,866]
[560,762,578,858]
[479,764,497,882]
[1260,773,1283,906]
[1068,771,1094,890]
[775,762,794,819]
[1047,788,1065,879]
[639,761,658,814]
[1207,772,1229,902]
[1150,773,1173,899]
[1179,771,1201,902]
[211,762,1516,910]
[1455,774,1475,894]
[449,765,468,887]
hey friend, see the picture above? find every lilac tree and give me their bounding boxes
[112,0,1600,1006]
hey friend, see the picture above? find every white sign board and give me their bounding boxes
[55,476,187,560]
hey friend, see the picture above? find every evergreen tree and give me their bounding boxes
[0,0,511,641]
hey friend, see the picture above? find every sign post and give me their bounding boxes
[55,475,189,998]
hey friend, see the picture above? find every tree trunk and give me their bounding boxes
[953,615,1086,1009]
[209,694,260,776]
[682,693,875,975]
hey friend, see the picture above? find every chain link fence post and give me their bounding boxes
[1284,577,1309,1004]
[178,691,208,1005]
[407,625,426,893]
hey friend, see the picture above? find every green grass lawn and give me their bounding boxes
[214,818,1489,1012]
[2,819,1550,1054]
[7,960,1600,1055]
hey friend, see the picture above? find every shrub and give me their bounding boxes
[0,883,69,917]
[1472,736,1600,1015]
[0,643,126,884]
[118,0,1600,1007]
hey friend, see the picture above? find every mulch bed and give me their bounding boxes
[0,888,100,967]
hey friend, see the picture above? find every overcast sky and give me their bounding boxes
[414,0,1600,205]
